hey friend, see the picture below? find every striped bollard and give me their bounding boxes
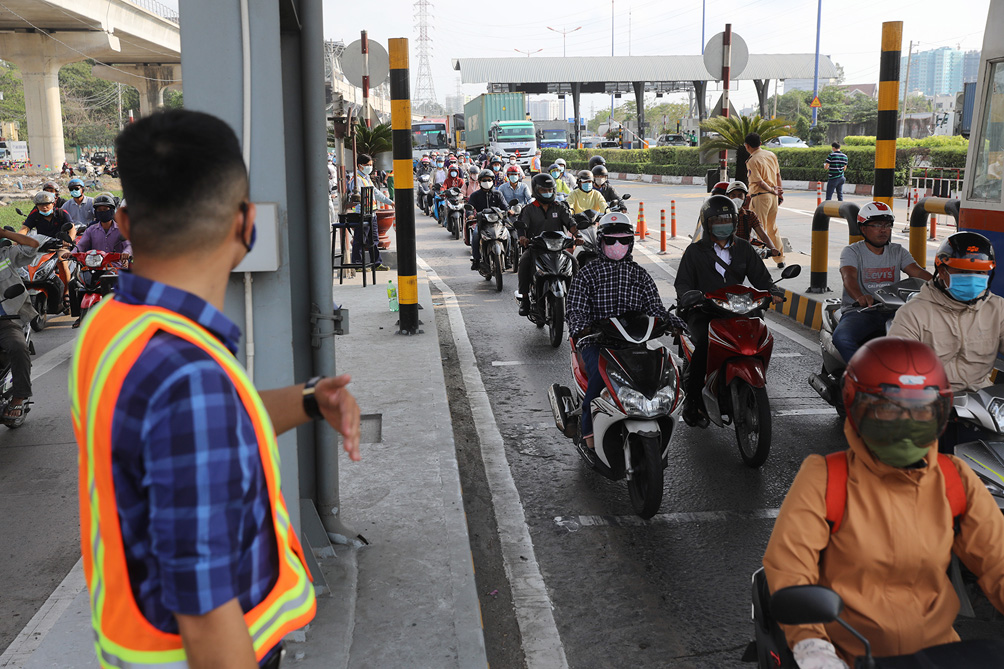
[671,200,677,238]
[659,209,667,254]
[873,21,902,211]
[389,38,420,334]
[636,201,646,240]
[816,182,822,206]
[930,213,937,240]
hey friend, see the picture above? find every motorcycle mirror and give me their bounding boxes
[621,194,632,201]
[769,585,843,626]
[2,283,25,300]
[678,290,705,311]
[780,264,801,280]
[60,221,73,232]
[15,208,24,217]
[508,198,519,207]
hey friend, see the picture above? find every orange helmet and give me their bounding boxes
[934,231,996,272]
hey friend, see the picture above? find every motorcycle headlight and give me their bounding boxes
[85,252,103,268]
[712,292,758,314]
[41,257,57,274]
[989,398,1004,431]
[17,267,28,279]
[616,387,673,418]
[544,237,566,252]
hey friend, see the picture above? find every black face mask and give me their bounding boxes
[95,210,115,224]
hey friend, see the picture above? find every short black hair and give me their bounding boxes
[357,153,372,165]
[832,142,841,150]
[744,133,761,148]
[115,109,248,257]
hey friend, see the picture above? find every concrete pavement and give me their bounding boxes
[9,270,489,668]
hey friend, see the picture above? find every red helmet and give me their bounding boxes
[506,165,521,175]
[842,337,952,436]
[711,181,730,196]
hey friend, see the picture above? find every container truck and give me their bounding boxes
[463,93,537,168]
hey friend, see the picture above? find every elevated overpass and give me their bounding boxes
[0,0,180,168]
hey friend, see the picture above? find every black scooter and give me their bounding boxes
[515,230,575,348]
[475,206,510,292]
[417,174,433,216]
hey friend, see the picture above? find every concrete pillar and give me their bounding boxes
[753,79,770,118]
[692,80,708,120]
[571,83,581,148]
[92,64,182,117]
[0,32,120,169]
[633,81,646,148]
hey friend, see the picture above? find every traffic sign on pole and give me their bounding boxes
[703,31,748,79]
[809,96,822,108]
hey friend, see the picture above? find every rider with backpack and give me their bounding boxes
[762,337,1004,668]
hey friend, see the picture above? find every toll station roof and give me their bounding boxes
[452,54,839,86]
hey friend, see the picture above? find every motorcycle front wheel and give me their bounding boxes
[452,216,460,240]
[547,294,564,348]
[510,243,521,273]
[494,252,504,292]
[732,380,772,468]
[627,433,664,519]
[30,294,47,331]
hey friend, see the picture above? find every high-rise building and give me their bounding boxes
[528,98,560,121]
[901,46,965,97]
[963,50,981,83]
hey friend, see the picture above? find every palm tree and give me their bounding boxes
[354,121,393,156]
[698,115,791,153]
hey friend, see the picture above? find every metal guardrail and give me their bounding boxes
[124,0,180,24]
[908,197,960,268]
[808,201,861,294]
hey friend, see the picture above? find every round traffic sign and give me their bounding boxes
[340,39,390,89]
[703,32,749,80]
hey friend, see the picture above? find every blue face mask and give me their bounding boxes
[581,183,593,192]
[711,222,735,239]
[947,273,989,302]
[361,165,373,175]
[70,189,82,198]
[538,191,554,201]
[39,208,53,216]
[550,171,561,179]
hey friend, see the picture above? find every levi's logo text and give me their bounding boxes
[863,267,894,286]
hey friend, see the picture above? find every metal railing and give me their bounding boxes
[909,167,965,200]
[123,0,180,24]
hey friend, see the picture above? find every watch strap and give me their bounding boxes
[302,376,324,420]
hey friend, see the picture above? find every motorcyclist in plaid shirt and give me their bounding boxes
[566,212,686,453]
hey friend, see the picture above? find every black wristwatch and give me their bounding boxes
[302,376,324,420]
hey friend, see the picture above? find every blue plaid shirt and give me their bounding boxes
[110,272,278,659]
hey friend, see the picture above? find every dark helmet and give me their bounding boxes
[591,165,608,178]
[699,195,738,238]
[477,168,495,184]
[531,173,556,200]
[710,181,731,196]
[547,163,562,176]
[588,155,606,170]
[934,231,996,303]
[842,337,952,450]
[93,192,117,210]
[576,170,594,184]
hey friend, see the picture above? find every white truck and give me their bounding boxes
[0,141,29,163]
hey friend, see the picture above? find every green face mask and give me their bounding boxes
[858,417,938,467]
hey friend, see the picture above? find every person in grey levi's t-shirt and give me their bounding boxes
[832,201,932,362]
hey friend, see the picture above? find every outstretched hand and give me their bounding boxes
[316,374,362,461]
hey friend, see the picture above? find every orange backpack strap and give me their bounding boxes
[936,453,968,528]
[824,451,849,534]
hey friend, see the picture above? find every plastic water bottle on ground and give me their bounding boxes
[387,280,399,312]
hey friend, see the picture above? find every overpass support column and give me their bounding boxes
[632,81,645,148]
[92,64,182,117]
[571,82,582,148]
[753,79,770,117]
[692,80,708,120]
[0,32,120,169]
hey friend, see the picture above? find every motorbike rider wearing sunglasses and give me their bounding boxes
[566,213,686,454]
[763,337,1004,669]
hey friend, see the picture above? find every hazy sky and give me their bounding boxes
[159,1,992,117]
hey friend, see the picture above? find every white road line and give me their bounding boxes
[491,361,526,367]
[774,408,836,417]
[634,242,677,278]
[764,316,819,353]
[418,256,568,669]
[772,352,803,358]
[0,558,84,667]
[30,339,76,381]
[554,508,780,531]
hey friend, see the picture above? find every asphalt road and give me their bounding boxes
[422,180,1001,668]
[0,313,81,654]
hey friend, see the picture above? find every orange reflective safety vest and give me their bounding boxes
[69,297,315,668]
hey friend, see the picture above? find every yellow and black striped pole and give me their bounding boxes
[874,22,902,210]
[389,38,420,334]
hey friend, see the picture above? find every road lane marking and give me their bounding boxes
[772,352,803,358]
[554,508,780,531]
[418,255,568,669]
[492,361,526,367]
[31,339,76,381]
[774,408,836,416]
[634,242,677,278]
[764,315,818,352]
[0,557,84,667]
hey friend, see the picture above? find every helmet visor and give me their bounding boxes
[850,389,951,426]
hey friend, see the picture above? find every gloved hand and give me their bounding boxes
[792,638,848,669]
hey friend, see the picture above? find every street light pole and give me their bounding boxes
[547,25,582,121]
[515,48,543,57]
[610,0,615,138]
[811,0,822,127]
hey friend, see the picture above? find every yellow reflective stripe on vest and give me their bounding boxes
[76,302,312,667]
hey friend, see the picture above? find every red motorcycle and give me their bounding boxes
[677,265,800,468]
[69,250,128,324]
